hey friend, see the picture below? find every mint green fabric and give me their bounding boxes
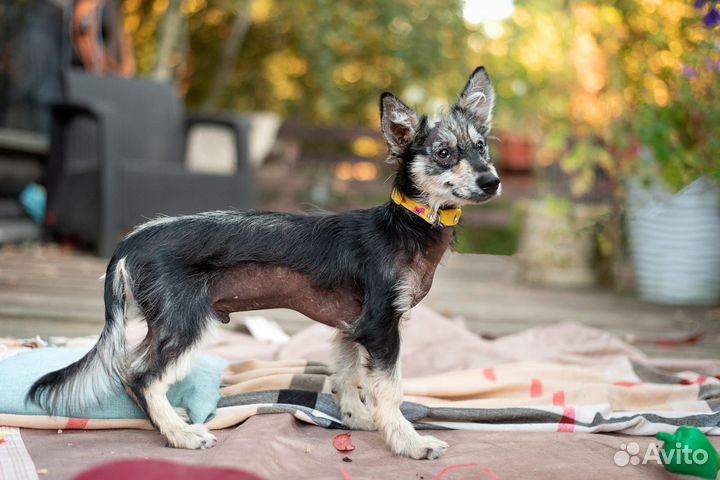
[0,348,226,424]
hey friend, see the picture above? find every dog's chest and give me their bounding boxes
[400,227,454,308]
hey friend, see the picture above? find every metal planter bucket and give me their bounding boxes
[626,177,720,306]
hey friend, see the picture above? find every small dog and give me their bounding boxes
[29,67,500,460]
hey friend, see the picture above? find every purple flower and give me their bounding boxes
[682,65,699,78]
[705,7,720,27]
[695,0,707,9]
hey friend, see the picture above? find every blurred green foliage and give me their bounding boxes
[124,0,470,126]
[123,0,719,190]
[619,1,720,189]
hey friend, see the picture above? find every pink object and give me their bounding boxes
[433,463,500,480]
[66,418,89,429]
[613,381,640,387]
[530,378,542,398]
[557,407,576,433]
[74,459,266,480]
[333,433,355,452]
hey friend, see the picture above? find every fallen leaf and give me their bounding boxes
[333,433,355,452]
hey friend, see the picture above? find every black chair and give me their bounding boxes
[46,70,254,256]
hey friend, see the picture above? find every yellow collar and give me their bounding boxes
[391,189,462,227]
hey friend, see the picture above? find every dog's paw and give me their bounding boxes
[341,408,376,431]
[166,424,217,450]
[392,434,448,460]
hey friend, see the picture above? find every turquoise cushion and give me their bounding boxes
[0,348,226,424]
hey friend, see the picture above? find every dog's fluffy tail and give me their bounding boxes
[27,256,131,415]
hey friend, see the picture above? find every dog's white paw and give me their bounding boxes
[391,434,449,460]
[341,407,376,431]
[166,424,217,450]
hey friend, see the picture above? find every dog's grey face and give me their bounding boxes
[381,67,501,211]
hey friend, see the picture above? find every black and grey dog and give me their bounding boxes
[29,67,500,460]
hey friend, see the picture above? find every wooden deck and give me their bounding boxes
[1,245,718,359]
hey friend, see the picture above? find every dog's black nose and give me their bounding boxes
[477,174,501,195]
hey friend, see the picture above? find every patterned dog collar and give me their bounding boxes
[390,189,462,227]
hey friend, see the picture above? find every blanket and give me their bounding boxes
[2,305,720,480]
[209,357,720,435]
[2,309,718,435]
[0,349,226,426]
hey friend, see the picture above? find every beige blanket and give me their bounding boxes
[3,305,720,479]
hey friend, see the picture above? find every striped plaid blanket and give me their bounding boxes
[213,358,720,435]
[3,357,718,435]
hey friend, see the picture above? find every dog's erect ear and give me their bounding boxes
[456,66,495,131]
[380,92,420,155]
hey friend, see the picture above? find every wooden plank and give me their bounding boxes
[0,247,718,361]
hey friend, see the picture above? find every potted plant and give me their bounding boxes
[621,2,720,305]
[519,128,615,289]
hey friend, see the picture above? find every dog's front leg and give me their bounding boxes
[355,300,448,459]
[368,360,448,459]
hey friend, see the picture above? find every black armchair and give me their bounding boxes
[45,70,254,256]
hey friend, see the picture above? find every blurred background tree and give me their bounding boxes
[119,0,718,257]
[123,0,470,126]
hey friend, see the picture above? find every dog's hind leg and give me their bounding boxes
[332,332,376,431]
[126,312,217,449]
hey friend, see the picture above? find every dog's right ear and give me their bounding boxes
[380,92,419,155]
[456,66,495,132]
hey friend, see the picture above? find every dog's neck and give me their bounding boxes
[384,194,456,269]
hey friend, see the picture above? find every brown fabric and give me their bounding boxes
[21,415,720,480]
[13,305,720,478]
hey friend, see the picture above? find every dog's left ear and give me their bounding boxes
[380,92,420,155]
[456,66,495,132]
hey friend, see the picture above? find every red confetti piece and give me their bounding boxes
[482,368,496,381]
[530,378,543,398]
[613,381,640,387]
[333,433,355,452]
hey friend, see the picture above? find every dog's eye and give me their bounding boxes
[477,140,486,154]
[437,148,450,159]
